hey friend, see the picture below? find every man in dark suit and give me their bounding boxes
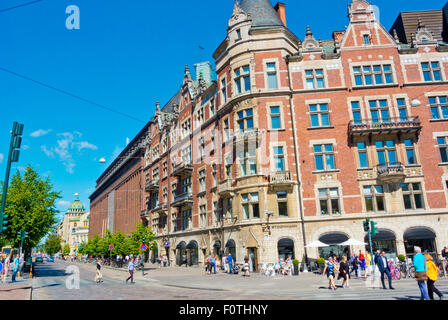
[376,251,395,290]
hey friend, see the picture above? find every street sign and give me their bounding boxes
[109,245,114,250]
[140,244,147,251]
[164,242,170,247]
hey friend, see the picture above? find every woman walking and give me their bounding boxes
[323,257,338,290]
[95,259,103,283]
[2,254,10,283]
[338,256,350,288]
[243,256,250,277]
[425,254,445,300]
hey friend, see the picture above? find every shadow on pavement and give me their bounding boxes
[393,296,420,300]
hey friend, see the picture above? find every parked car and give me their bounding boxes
[48,256,54,262]
[36,256,44,263]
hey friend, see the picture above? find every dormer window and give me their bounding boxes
[363,34,371,45]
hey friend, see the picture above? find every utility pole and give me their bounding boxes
[0,122,24,234]
[364,218,379,286]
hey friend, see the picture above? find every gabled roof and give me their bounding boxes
[239,0,284,29]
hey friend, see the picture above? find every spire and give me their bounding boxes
[417,17,424,29]
[306,25,312,37]
[156,100,161,114]
[393,29,400,43]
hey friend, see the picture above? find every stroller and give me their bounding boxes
[231,264,240,274]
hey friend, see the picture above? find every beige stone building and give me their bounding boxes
[58,194,90,255]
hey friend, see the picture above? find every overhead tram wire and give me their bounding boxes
[0,66,146,124]
[0,0,45,13]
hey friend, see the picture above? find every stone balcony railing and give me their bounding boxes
[152,202,168,214]
[172,161,193,177]
[349,116,422,137]
[172,192,194,208]
[376,162,406,183]
[145,179,159,191]
[218,179,234,197]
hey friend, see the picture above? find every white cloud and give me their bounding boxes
[40,131,98,174]
[21,145,30,150]
[0,154,3,164]
[30,129,52,138]
[57,200,71,208]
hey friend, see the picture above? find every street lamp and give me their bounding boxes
[411,99,422,107]
[99,158,106,164]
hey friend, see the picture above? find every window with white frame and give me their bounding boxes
[225,155,232,179]
[270,106,282,129]
[351,101,362,124]
[404,139,417,165]
[171,183,177,202]
[199,169,206,193]
[200,205,207,228]
[223,118,231,142]
[151,191,159,210]
[273,146,285,172]
[181,118,191,138]
[266,63,278,89]
[357,142,369,168]
[162,187,168,204]
[239,144,257,176]
[181,208,192,231]
[182,146,191,164]
[181,176,192,195]
[369,99,390,123]
[429,96,448,120]
[221,78,227,104]
[277,191,288,217]
[353,64,393,86]
[162,137,168,154]
[309,103,330,127]
[363,34,371,45]
[163,161,168,178]
[364,185,385,212]
[314,144,335,171]
[305,69,325,89]
[422,62,442,82]
[172,212,178,232]
[234,65,251,94]
[242,193,259,219]
[437,137,448,163]
[375,140,397,165]
[212,164,217,187]
[237,108,254,132]
[153,145,159,161]
[402,183,424,210]
[319,188,340,215]
[198,136,205,160]
[225,198,233,221]
[210,98,216,117]
[396,98,408,120]
[152,167,159,182]
[197,107,205,125]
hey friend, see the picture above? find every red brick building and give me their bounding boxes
[90,0,448,269]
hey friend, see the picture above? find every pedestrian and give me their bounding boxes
[243,256,250,277]
[359,250,366,277]
[126,257,135,284]
[413,246,430,300]
[204,255,211,275]
[2,254,10,283]
[157,255,162,268]
[338,256,350,288]
[11,254,19,283]
[95,259,103,283]
[209,255,217,274]
[223,255,229,273]
[425,254,445,300]
[227,253,233,274]
[286,256,293,276]
[162,254,167,267]
[322,257,338,290]
[442,247,448,275]
[350,252,359,277]
[18,254,24,279]
[365,251,372,277]
[377,251,395,290]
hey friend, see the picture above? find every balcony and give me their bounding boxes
[218,179,234,197]
[233,129,261,145]
[376,162,406,183]
[171,192,193,208]
[152,202,168,214]
[349,117,422,137]
[269,171,294,190]
[172,161,193,177]
[140,209,149,219]
[145,180,159,191]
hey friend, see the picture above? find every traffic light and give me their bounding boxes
[370,220,379,237]
[363,218,370,232]
[142,236,146,244]
[1,213,8,232]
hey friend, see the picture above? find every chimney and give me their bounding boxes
[332,30,345,43]
[274,2,287,27]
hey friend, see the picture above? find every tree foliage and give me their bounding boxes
[1,166,61,254]
[80,223,156,257]
[44,233,62,255]
[62,244,70,256]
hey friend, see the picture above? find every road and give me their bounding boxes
[30,260,448,300]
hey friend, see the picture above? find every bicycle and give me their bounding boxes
[387,260,401,281]
[399,259,415,279]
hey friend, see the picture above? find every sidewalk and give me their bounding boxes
[0,278,32,300]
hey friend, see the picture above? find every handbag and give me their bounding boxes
[415,271,428,281]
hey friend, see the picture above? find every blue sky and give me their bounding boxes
[0,0,446,222]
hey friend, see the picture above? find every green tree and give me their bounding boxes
[44,233,62,255]
[127,223,156,256]
[111,230,129,256]
[62,244,70,256]
[1,166,61,254]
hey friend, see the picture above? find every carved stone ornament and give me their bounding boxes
[234,98,257,112]
[228,0,250,29]
[415,19,437,45]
